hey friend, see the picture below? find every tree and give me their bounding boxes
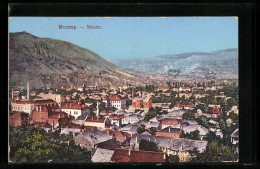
[58,116,70,128]
[99,102,106,112]
[9,125,91,163]
[184,130,200,140]
[182,110,195,119]
[137,124,146,134]
[228,112,238,123]
[139,139,159,152]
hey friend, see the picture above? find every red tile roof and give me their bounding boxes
[100,109,113,115]
[210,107,221,114]
[161,119,183,126]
[107,94,125,101]
[111,149,167,162]
[109,114,125,120]
[61,102,87,110]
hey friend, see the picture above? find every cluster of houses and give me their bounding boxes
[9,82,238,163]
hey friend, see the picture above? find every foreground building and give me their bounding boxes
[111,148,168,162]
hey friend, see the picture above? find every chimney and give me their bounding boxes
[36,106,38,111]
[27,82,30,101]
[163,153,166,160]
[39,106,42,111]
[128,148,131,156]
[168,127,171,133]
[135,136,138,145]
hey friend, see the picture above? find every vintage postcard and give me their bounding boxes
[8,17,238,163]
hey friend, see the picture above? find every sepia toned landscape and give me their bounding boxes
[9,17,238,163]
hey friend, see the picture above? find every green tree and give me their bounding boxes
[184,130,200,140]
[139,139,159,152]
[58,116,70,128]
[137,124,146,134]
[182,110,195,119]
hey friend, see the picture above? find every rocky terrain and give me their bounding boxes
[111,48,238,81]
[9,32,153,89]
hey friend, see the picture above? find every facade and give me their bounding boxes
[9,112,28,127]
[132,89,152,110]
[161,119,184,129]
[61,101,89,119]
[103,95,126,110]
[84,117,110,129]
[109,114,125,127]
[38,93,65,106]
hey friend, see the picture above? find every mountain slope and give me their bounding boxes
[9,32,145,89]
[111,49,238,80]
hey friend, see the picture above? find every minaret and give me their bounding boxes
[96,101,99,117]
[95,82,98,90]
[27,82,30,101]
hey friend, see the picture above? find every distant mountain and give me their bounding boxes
[9,32,149,89]
[110,48,238,80]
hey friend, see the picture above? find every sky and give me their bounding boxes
[9,17,238,60]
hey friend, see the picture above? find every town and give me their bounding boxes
[9,80,239,163]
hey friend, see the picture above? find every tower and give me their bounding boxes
[96,101,99,117]
[27,82,30,101]
[95,82,98,90]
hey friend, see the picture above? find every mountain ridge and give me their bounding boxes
[9,32,149,89]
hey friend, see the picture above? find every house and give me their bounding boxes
[231,129,239,144]
[61,101,89,119]
[74,130,113,151]
[60,124,85,136]
[32,122,52,133]
[48,112,72,129]
[161,118,183,129]
[111,148,167,162]
[102,129,131,142]
[71,109,89,126]
[132,89,152,110]
[134,121,161,130]
[179,93,192,99]
[9,112,29,127]
[182,124,208,140]
[103,95,126,110]
[193,94,209,99]
[209,128,223,139]
[156,127,184,138]
[120,124,139,135]
[37,93,65,106]
[91,148,115,162]
[11,101,36,114]
[209,106,221,115]
[214,94,225,98]
[109,114,125,127]
[84,117,110,129]
[179,87,191,92]
[130,134,208,162]
[155,87,170,92]
[122,114,144,124]
[31,106,49,123]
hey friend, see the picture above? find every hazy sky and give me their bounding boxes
[9,17,238,59]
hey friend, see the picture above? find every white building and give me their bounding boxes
[103,95,126,110]
[61,102,89,119]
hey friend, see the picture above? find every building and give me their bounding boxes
[37,93,65,106]
[108,114,125,127]
[161,118,183,129]
[61,101,89,119]
[11,99,57,114]
[100,109,113,116]
[132,89,152,110]
[130,134,208,162]
[74,130,113,151]
[84,117,110,129]
[103,95,126,110]
[31,106,49,123]
[91,148,115,162]
[9,112,28,127]
[179,87,191,92]
[156,127,184,138]
[111,148,167,162]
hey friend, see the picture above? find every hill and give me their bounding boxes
[9,32,147,89]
